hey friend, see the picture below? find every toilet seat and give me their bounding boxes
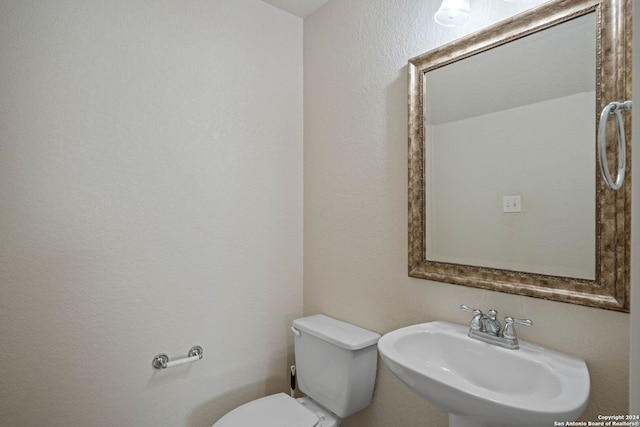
[212,393,319,427]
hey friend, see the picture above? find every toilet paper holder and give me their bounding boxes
[152,345,203,369]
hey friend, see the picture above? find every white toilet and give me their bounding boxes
[213,314,381,427]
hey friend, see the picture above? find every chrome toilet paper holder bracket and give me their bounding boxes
[152,345,203,369]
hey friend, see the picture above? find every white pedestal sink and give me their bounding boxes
[378,321,590,427]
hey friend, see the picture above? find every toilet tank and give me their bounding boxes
[291,314,380,418]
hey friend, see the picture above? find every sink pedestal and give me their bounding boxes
[449,414,490,427]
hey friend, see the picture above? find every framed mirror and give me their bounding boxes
[408,0,631,311]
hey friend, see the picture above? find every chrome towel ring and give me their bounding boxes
[598,100,632,190]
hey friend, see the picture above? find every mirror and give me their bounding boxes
[408,0,631,311]
[426,13,596,280]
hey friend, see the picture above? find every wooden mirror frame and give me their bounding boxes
[408,0,631,312]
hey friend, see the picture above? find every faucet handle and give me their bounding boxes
[459,304,483,331]
[459,304,482,314]
[502,316,532,340]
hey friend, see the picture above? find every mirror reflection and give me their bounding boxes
[424,14,596,280]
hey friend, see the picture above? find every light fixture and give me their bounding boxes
[434,0,471,27]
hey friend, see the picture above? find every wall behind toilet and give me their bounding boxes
[303,1,630,426]
[0,1,303,426]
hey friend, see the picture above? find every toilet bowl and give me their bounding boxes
[213,393,340,427]
[212,314,380,427]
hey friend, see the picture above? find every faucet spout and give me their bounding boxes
[482,309,501,336]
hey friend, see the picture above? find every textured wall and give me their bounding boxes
[304,1,629,425]
[0,1,302,426]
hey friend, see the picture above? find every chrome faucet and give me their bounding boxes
[459,304,532,350]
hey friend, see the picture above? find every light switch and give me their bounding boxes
[503,195,522,213]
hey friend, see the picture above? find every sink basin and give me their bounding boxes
[378,321,589,427]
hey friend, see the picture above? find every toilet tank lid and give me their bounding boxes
[292,314,380,350]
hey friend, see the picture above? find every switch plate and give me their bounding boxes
[503,195,522,213]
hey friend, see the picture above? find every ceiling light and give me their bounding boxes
[434,0,471,27]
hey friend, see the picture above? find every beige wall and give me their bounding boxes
[0,1,303,426]
[0,0,633,425]
[304,1,629,426]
